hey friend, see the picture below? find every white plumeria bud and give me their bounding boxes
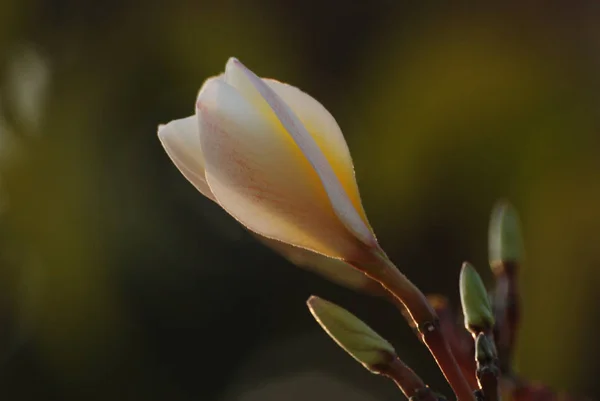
[158,57,385,287]
[307,296,395,373]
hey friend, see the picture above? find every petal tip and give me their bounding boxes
[157,122,173,142]
[225,57,243,72]
[225,57,253,83]
[195,77,222,111]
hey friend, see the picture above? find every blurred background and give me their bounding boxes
[0,1,599,400]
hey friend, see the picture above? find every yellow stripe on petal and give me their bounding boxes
[264,79,372,231]
[196,77,366,260]
[224,58,377,248]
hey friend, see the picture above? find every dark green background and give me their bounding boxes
[0,1,599,400]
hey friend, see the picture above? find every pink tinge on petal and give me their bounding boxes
[227,58,377,248]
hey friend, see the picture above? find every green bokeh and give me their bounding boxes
[0,2,599,400]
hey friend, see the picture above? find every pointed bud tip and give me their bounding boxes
[307,296,395,374]
[489,200,524,266]
[459,262,494,332]
[460,261,476,275]
[306,295,320,308]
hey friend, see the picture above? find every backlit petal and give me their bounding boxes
[264,79,372,231]
[223,57,376,247]
[157,115,216,202]
[196,77,365,259]
[256,235,382,294]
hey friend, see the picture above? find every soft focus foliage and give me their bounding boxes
[0,2,599,400]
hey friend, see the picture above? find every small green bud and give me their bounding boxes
[475,332,497,365]
[307,296,395,373]
[488,201,524,266]
[459,262,495,331]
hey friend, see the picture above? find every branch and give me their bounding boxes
[307,296,441,401]
[428,295,478,390]
[491,260,520,374]
[459,262,500,401]
[377,357,440,401]
[474,332,500,401]
[488,201,523,375]
[352,250,476,401]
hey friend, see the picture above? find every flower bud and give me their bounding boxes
[489,201,524,268]
[459,262,494,332]
[307,296,395,373]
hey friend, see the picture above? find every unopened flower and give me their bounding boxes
[488,201,524,268]
[307,296,395,372]
[459,262,494,333]
[159,57,384,280]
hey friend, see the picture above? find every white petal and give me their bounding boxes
[157,115,216,202]
[255,235,382,294]
[196,77,366,260]
[223,57,376,247]
[264,79,372,231]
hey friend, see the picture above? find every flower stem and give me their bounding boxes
[473,331,500,401]
[422,322,476,401]
[491,260,520,374]
[354,251,476,401]
[429,295,478,390]
[376,357,437,401]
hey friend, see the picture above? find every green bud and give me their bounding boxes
[459,262,495,331]
[475,332,497,365]
[488,201,524,266]
[307,296,395,373]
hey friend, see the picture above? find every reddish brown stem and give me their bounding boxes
[491,260,520,374]
[429,295,478,390]
[473,331,500,401]
[478,370,500,401]
[423,323,475,401]
[378,357,437,401]
[353,251,475,401]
